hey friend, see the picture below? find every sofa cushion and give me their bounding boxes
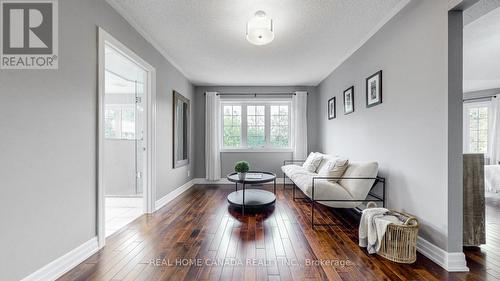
[281,164,309,176]
[317,158,349,183]
[339,162,379,201]
[316,153,341,172]
[302,152,323,172]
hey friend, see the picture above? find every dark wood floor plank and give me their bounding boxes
[58,184,500,281]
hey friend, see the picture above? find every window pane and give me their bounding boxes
[479,108,488,118]
[280,106,288,115]
[223,105,241,148]
[271,106,279,115]
[248,116,255,126]
[270,105,289,147]
[105,109,120,139]
[233,106,241,115]
[479,119,488,130]
[256,106,265,115]
[233,116,241,126]
[467,106,489,154]
[248,106,255,116]
[270,115,278,126]
[247,106,265,148]
[256,116,265,125]
[121,108,136,140]
[247,125,265,148]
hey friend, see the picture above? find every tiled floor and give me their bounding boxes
[105,197,143,237]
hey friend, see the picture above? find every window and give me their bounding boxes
[223,105,241,148]
[464,103,490,154]
[105,104,136,140]
[222,101,291,150]
[270,105,290,147]
[247,105,265,148]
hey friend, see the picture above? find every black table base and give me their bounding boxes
[227,189,276,208]
[226,171,277,215]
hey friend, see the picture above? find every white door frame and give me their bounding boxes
[97,27,157,248]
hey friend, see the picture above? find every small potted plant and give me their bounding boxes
[235,161,250,180]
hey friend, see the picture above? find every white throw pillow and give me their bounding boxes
[318,158,349,182]
[302,152,323,172]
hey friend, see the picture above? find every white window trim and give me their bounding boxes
[463,101,492,155]
[220,99,293,152]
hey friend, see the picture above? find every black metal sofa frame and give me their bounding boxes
[283,160,386,228]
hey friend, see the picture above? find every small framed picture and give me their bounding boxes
[328,97,336,120]
[366,70,382,107]
[343,86,354,114]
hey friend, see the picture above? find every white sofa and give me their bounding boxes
[281,153,382,209]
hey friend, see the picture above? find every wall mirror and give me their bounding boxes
[173,91,190,168]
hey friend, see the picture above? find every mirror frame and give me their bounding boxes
[172,90,190,168]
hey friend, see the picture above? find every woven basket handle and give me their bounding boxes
[403,217,418,226]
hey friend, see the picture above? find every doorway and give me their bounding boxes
[97,28,156,247]
[103,42,145,237]
[461,1,500,268]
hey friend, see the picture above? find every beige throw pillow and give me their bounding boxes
[302,152,323,172]
[318,158,349,182]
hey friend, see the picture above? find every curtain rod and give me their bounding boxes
[204,92,308,96]
[463,95,496,102]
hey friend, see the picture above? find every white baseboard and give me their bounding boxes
[155,179,197,211]
[21,237,98,281]
[416,237,469,272]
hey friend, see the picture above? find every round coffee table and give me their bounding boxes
[227,171,277,214]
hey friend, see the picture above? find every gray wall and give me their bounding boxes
[448,10,464,253]
[221,152,292,178]
[316,0,452,250]
[0,0,194,280]
[193,86,319,178]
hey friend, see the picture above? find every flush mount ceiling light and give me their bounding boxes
[246,10,274,46]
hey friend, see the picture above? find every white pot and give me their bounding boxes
[238,172,246,181]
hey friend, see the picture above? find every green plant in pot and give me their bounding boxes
[235,161,250,180]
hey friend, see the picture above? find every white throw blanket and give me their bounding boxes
[485,165,500,193]
[359,208,401,254]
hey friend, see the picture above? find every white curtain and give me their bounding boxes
[292,91,308,160]
[205,92,221,180]
[489,97,500,165]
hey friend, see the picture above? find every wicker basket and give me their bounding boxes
[377,211,419,264]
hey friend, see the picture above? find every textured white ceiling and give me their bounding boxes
[107,0,408,86]
[464,6,500,92]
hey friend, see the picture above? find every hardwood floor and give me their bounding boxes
[60,185,500,281]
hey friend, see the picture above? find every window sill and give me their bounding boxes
[220,148,293,153]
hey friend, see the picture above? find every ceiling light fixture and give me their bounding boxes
[246,10,274,46]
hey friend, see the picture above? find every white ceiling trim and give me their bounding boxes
[106,0,192,81]
[317,0,411,85]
